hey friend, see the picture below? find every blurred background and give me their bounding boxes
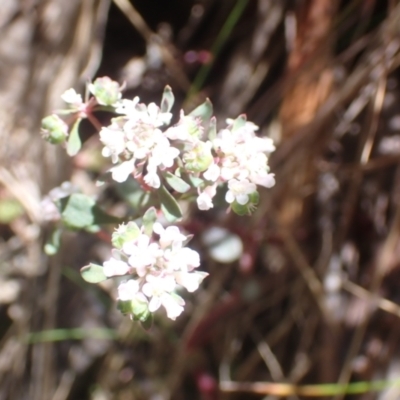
[2,0,400,399]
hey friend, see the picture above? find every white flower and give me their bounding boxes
[146,102,172,127]
[143,165,161,188]
[115,97,140,116]
[110,159,135,182]
[100,127,126,163]
[153,223,187,248]
[159,293,185,320]
[197,192,213,210]
[164,247,201,272]
[250,171,275,188]
[220,157,239,181]
[175,271,208,292]
[197,184,217,210]
[213,129,237,154]
[117,279,140,301]
[123,234,161,276]
[203,163,220,182]
[103,257,130,277]
[252,137,275,154]
[142,273,185,320]
[164,111,202,142]
[150,144,180,170]
[61,88,83,106]
[225,178,257,205]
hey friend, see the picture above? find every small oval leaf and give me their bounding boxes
[189,98,213,122]
[142,207,157,236]
[60,193,121,229]
[81,263,107,283]
[157,185,183,222]
[164,172,191,193]
[66,118,82,156]
[208,116,217,140]
[161,85,175,113]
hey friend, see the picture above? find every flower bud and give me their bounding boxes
[183,141,213,173]
[41,114,69,144]
[117,295,150,322]
[88,77,122,106]
[112,222,141,249]
[231,191,259,215]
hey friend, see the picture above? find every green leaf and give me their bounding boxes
[142,207,157,236]
[44,227,62,256]
[231,114,247,131]
[112,221,141,248]
[60,193,121,229]
[160,85,175,113]
[164,171,191,193]
[186,174,203,188]
[81,263,107,283]
[208,116,217,141]
[157,185,183,222]
[189,98,213,122]
[66,118,82,156]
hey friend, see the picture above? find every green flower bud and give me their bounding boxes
[117,296,150,322]
[88,77,122,106]
[183,141,213,173]
[112,222,141,249]
[231,191,259,216]
[41,114,69,144]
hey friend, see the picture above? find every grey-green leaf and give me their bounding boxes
[231,114,247,131]
[161,85,175,113]
[164,172,191,193]
[81,263,108,283]
[208,116,217,141]
[60,193,121,229]
[157,185,183,222]
[142,207,157,236]
[189,98,213,122]
[66,118,82,156]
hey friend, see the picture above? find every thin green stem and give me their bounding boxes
[186,0,249,100]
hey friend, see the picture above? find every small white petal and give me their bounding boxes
[110,159,135,182]
[103,258,130,277]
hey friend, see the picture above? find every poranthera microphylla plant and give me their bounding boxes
[41,77,275,326]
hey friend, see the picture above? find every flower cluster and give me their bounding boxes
[100,98,179,187]
[85,78,276,214]
[104,221,206,321]
[41,77,276,323]
[197,118,275,214]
